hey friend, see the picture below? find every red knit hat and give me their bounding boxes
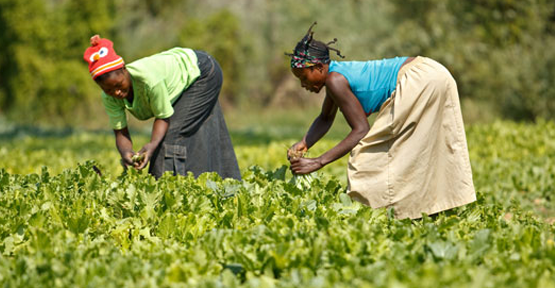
[83,35,124,80]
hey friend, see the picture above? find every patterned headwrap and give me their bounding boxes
[83,35,124,80]
[285,22,344,68]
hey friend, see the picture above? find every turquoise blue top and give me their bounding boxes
[329,57,408,114]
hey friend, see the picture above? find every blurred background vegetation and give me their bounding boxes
[0,0,554,129]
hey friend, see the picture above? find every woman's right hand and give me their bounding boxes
[120,150,136,169]
[287,141,308,161]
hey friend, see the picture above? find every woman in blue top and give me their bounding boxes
[286,23,476,219]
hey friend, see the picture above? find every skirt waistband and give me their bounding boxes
[195,50,216,78]
[397,56,426,81]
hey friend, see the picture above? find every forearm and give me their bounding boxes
[148,118,169,148]
[318,128,367,166]
[114,127,134,155]
[304,114,334,148]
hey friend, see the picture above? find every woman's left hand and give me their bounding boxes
[135,143,157,170]
[290,157,323,175]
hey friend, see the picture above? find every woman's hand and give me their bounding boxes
[135,143,157,170]
[288,141,322,174]
[120,150,136,169]
[290,157,323,174]
[287,141,308,161]
[129,118,168,170]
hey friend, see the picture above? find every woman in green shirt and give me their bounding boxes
[84,35,241,180]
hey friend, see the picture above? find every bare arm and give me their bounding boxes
[136,118,169,169]
[303,94,339,148]
[290,72,370,174]
[288,91,338,160]
[318,72,370,166]
[149,118,169,148]
[114,127,135,167]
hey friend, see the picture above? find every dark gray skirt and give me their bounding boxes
[148,51,241,180]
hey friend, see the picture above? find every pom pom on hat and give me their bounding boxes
[83,35,124,79]
[90,35,101,46]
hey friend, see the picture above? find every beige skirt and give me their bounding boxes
[347,56,476,219]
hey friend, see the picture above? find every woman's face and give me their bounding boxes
[96,68,133,100]
[292,64,328,93]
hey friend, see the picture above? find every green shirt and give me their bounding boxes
[101,48,201,130]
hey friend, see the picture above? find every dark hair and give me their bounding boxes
[285,22,344,67]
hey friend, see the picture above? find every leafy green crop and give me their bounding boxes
[0,121,554,287]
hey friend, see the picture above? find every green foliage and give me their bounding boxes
[390,0,555,121]
[0,0,116,125]
[467,120,555,219]
[0,121,555,286]
[1,0,554,125]
[178,9,247,105]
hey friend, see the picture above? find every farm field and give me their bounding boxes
[0,119,554,287]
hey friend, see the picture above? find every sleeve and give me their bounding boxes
[101,92,128,130]
[148,81,174,119]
